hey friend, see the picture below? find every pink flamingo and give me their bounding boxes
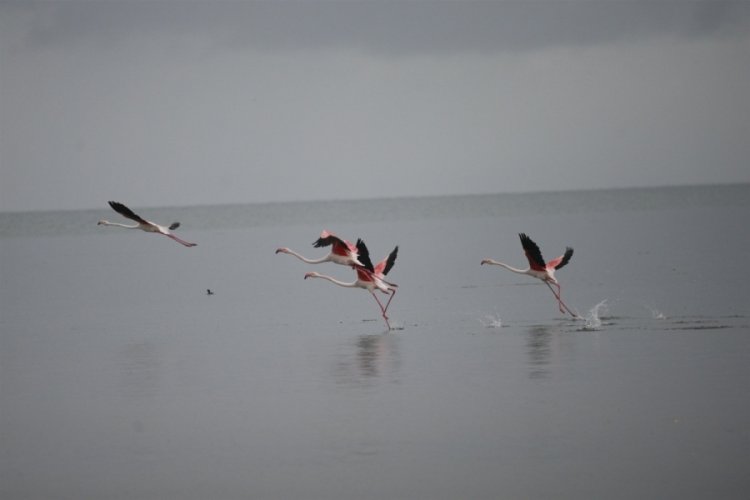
[481,233,578,318]
[97,201,197,247]
[276,230,363,267]
[304,240,398,330]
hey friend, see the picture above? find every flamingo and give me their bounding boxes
[276,230,363,267]
[304,239,399,330]
[97,201,197,247]
[481,233,578,318]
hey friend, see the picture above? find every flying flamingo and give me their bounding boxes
[276,230,363,267]
[304,240,399,330]
[97,201,197,247]
[481,233,578,318]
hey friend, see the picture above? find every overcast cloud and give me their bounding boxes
[2,0,749,211]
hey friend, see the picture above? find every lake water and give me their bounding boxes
[2,185,749,499]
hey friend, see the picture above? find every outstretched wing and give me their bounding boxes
[375,246,398,276]
[548,247,574,270]
[108,201,148,225]
[519,233,546,271]
[355,239,375,272]
[313,230,356,258]
[312,230,341,248]
[313,231,344,248]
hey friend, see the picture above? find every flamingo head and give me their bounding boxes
[97,220,108,225]
[275,247,289,254]
[304,272,320,280]
[480,259,491,265]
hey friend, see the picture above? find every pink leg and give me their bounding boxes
[371,292,392,330]
[552,282,565,313]
[382,288,397,316]
[166,234,197,247]
[544,281,564,310]
[545,282,579,318]
[554,284,579,318]
[547,282,568,315]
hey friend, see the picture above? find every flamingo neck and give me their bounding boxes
[100,221,138,229]
[309,274,357,288]
[484,260,528,275]
[285,249,330,265]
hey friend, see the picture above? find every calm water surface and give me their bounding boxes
[1,185,749,499]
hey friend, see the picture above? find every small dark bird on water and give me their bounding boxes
[206,289,214,295]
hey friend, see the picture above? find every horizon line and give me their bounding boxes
[2,181,748,215]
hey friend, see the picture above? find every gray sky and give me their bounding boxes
[2,0,749,212]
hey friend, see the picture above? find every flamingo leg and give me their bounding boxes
[543,281,563,309]
[551,282,566,313]
[166,234,197,247]
[370,292,392,330]
[546,282,568,315]
[382,288,397,316]
[553,284,580,318]
[544,281,579,319]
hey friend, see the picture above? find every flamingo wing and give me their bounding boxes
[108,201,149,225]
[312,230,340,248]
[519,233,546,271]
[548,247,574,270]
[375,246,398,276]
[355,266,373,282]
[313,231,356,255]
[355,239,375,272]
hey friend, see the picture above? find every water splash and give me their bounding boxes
[582,300,609,331]
[388,322,405,331]
[480,312,503,329]
[644,305,667,320]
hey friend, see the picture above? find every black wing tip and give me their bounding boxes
[558,247,574,269]
[355,238,375,272]
[107,201,147,224]
[108,200,131,210]
[383,245,399,275]
[519,232,545,267]
[518,233,537,250]
[107,201,130,215]
[312,234,335,248]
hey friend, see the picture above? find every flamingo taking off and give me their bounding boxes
[276,230,363,267]
[481,233,578,318]
[97,201,197,247]
[304,239,399,330]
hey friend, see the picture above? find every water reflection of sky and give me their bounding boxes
[526,325,553,379]
[334,333,402,388]
[118,340,162,400]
